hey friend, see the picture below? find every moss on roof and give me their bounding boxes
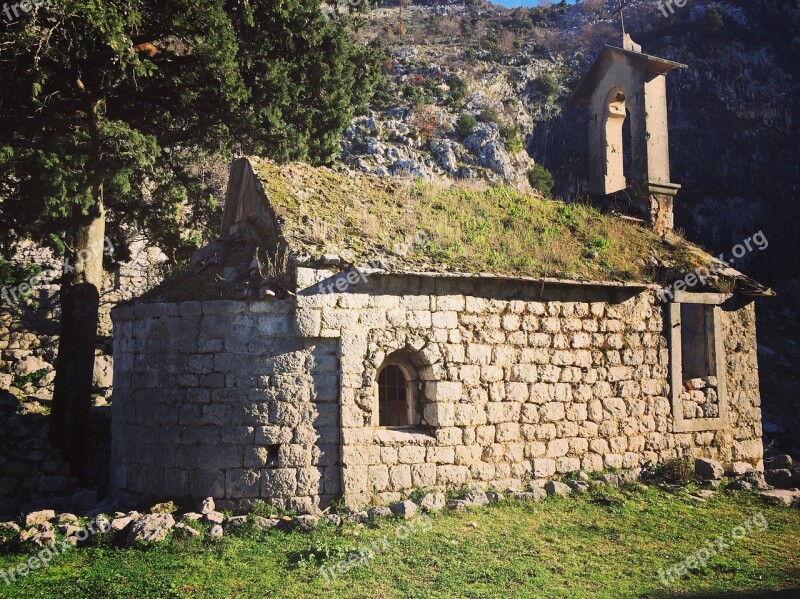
[145,158,767,303]
[250,157,701,284]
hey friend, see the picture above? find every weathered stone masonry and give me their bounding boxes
[110,267,762,512]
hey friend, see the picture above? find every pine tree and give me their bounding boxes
[0,0,378,478]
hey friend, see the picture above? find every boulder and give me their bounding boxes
[346,511,369,524]
[24,510,55,527]
[512,489,547,502]
[597,474,620,488]
[759,490,800,507]
[728,479,753,491]
[294,515,319,532]
[617,469,642,486]
[771,455,793,470]
[224,515,248,530]
[174,522,201,538]
[368,506,392,520]
[126,513,175,545]
[199,497,215,515]
[742,471,770,490]
[567,480,591,493]
[695,458,724,481]
[209,524,224,537]
[13,355,50,376]
[544,481,572,497]
[0,373,13,390]
[204,511,225,525]
[111,517,133,532]
[487,491,504,503]
[253,516,279,532]
[29,531,56,548]
[179,512,203,522]
[323,514,342,527]
[724,462,752,476]
[150,501,176,515]
[390,500,418,519]
[764,469,794,489]
[57,513,80,525]
[462,488,489,507]
[418,491,446,513]
[446,499,468,511]
[0,521,21,534]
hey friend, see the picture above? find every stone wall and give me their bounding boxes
[0,390,111,517]
[110,269,763,512]
[110,300,340,514]
[293,269,762,508]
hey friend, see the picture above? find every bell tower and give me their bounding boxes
[570,36,686,235]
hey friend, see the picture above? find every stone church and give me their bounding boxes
[109,38,770,513]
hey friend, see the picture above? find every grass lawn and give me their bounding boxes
[1,485,798,598]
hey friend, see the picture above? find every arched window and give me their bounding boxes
[378,364,412,427]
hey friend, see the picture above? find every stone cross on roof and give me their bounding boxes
[610,0,632,37]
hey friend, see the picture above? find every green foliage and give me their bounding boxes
[656,457,698,485]
[527,163,555,196]
[13,368,50,389]
[537,72,562,100]
[446,74,468,107]
[249,500,277,519]
[0,0,381,264]
[0,259,42,292]
[445,484,472,500]
[500,125,525,154]
[705,4,725,30]
[477,107,502,125]
[455,113,478,138]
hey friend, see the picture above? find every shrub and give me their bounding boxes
[527,163,554,195]
[657,457,697,485]
[705,4,725,30]
[0,258,43,297]
[537,72,561,100]
[411,105,441,142]
[455,112,478,138]
[477,107,502,125]
[500,125,525,154]
[446,74,468,107]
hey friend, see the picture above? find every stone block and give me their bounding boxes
[695,458,724,481]
[389,465,412,490]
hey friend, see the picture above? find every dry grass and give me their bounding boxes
[253,158,702,283]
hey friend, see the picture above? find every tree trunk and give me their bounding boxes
[51,99,106,484]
